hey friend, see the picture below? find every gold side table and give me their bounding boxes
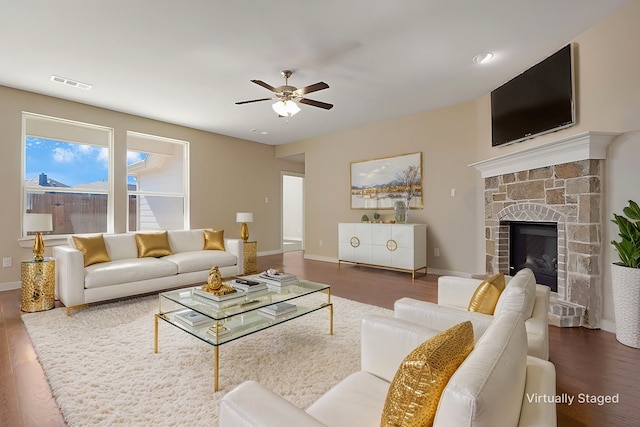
[21,257,55,312]
[243,241,257,274]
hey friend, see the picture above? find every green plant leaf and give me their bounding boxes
[611,200,640,268]
[623,199,640,220]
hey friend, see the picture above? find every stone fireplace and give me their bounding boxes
[471,131,619,328]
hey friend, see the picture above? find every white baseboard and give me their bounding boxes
[298,257,478,277]
[600,318,616,334]
[257,249,282,256]
[0,281,21,292]
[426,268,474,278]
[303,254,337,263]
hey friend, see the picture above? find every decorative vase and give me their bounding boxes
[394,200,407,224]
[611,263,640,348]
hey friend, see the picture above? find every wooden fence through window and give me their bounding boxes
[26,192,137,234]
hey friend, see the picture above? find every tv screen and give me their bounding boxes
[491,44,575,147]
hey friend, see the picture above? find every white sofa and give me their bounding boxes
[53,229,243,312]
[220,311,556,427]
[394,268,550,360]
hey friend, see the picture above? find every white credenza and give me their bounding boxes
[338,223,427,278]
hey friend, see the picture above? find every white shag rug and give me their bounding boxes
[22,294,392,426]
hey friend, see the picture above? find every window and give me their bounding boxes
[126,132,189,231]
[22,113,113,236]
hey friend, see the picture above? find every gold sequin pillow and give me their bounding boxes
[468,273,506,315]
[135,232,173,258]
[204,229,225,250]
[72,234,111,267]
[380,321,474,427]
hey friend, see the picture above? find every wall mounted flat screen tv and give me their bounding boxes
[491,43,576,147]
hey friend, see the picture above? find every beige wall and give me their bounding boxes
[279,1,640,329]
[277,101,480,275]
[0,86,303,287]
[2,2,638,330]
[473,1,640,330]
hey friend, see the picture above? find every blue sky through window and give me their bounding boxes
[25,137,146,187]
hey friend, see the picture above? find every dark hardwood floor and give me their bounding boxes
[1,251,638,426]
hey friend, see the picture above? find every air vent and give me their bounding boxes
[50,75,92,90]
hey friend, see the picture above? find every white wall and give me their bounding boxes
[602,131,640,331]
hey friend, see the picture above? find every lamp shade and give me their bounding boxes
[272,100,300,117]
[24,213,53,233]
[236,212,253,223]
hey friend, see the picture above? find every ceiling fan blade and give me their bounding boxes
[294,82,329,96]
[235,97,274,105]
[251,80,279,92]
[298,98,333,110]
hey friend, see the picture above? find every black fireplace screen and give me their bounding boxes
[509,222,558,292]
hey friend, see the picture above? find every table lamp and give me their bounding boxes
[24,213,53,261]
[236,212,253,242]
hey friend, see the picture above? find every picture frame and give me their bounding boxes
[350,152,423,209]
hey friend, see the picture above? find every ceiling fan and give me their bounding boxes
[236,70,333,117]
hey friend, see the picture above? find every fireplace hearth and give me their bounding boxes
[472,131,620,329]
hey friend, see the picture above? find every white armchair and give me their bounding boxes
[220,311,556,427]
[394,268,550,360]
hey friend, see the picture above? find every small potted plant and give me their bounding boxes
[610,199,640,348]
[373,212,381,223]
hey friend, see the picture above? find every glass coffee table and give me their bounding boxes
[154,278,332,391]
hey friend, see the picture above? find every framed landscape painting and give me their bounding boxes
[350,152,423,209]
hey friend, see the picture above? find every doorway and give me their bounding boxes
[282,173,304,252]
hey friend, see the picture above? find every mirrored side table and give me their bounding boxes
[21,257,55,312]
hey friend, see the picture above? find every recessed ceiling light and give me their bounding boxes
[473,52,494,64]
[50,75,92,90]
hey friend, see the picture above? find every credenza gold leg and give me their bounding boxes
[214,346,220,392]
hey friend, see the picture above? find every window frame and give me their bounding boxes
[126,131,190,232]
[21,112,115,241]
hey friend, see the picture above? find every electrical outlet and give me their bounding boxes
[319,240,323,247]
[434,248,440,257]
[2,257,11,268]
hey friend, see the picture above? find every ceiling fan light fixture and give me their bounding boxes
[272,100,300,117]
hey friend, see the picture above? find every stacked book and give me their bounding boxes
[193,286,245,302]
[230,278,267,293]
[258,271,299,287]
[175,309,213,327]
[258,302,297,318]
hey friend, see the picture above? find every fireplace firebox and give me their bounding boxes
[509,222,558,292]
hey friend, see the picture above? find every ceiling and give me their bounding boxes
[0,0,628,146]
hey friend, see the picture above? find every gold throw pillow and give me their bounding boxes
[380,321,474,427]
[204,229,225,250]
[72,234,111,267]
[468,273,506,315]
[135,232,173,258]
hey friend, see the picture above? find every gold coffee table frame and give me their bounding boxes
[154,279,332,391]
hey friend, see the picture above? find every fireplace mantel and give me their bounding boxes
[469,131,620,178]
